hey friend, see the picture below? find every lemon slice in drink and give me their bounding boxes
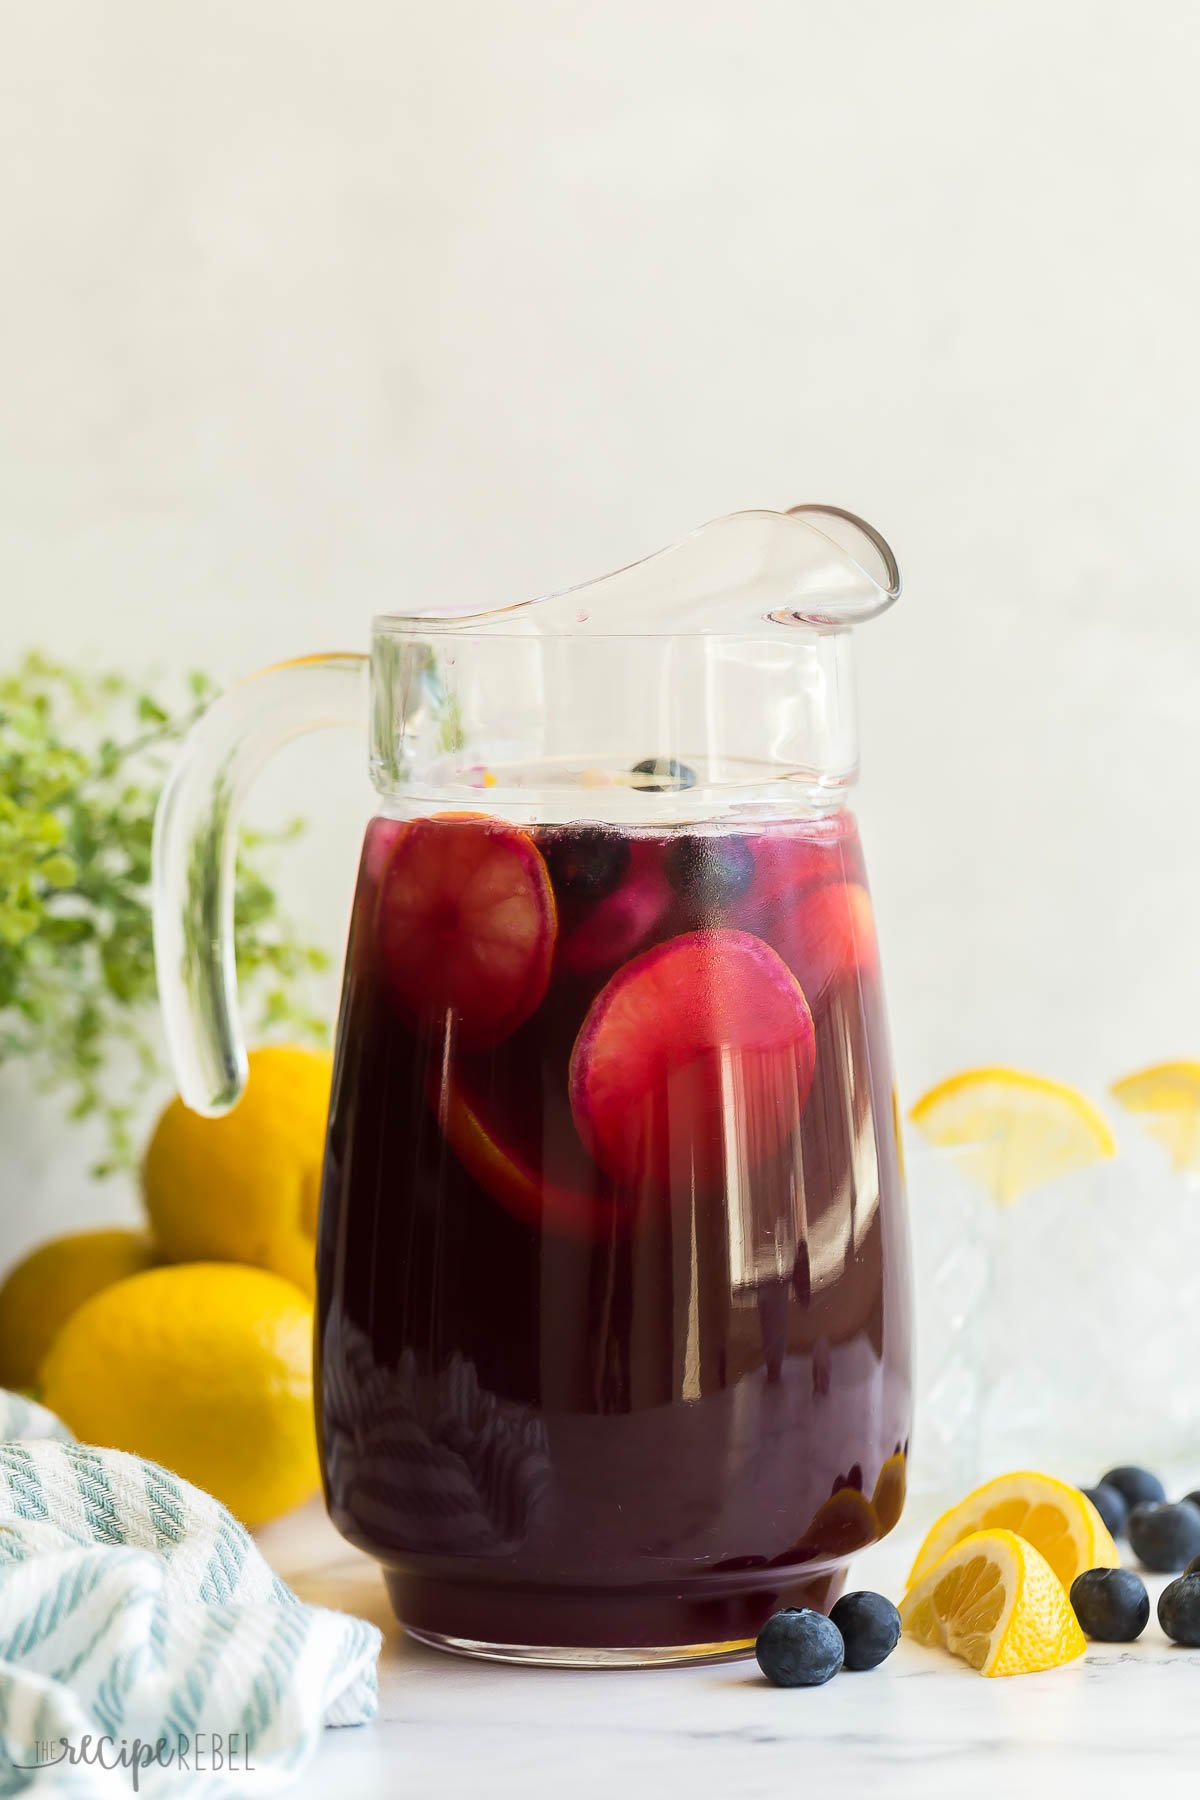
[1111,1061,1200,1175]
[909,1066,1115,1206]
[899,1528,1086,1677]
[906,1470,1119,1594]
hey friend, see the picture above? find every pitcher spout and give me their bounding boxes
[780,505,901,627]
[377,506,900,639]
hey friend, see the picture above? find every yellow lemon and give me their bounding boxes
[41,1263,319,1527]
[143,1044,332,1295]
[0,1227,159,1391]
[906,1470,1119,1594]
[910,1066,1115,1205]
[899,1528,1086,1676]
[1111,1061,1200,1175]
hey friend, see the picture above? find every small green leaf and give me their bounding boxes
[0,650,330,1174]
[39,853,77,887]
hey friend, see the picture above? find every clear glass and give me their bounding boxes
[980,1138,1200,1476]
[905,1143,995,1500]
[151,507,912,1664]
[152,653,369,1114]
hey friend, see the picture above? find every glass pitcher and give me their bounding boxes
[152,506,912,1667]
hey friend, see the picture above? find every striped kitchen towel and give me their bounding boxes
[0,1390,381,1797]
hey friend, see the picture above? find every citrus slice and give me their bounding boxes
[1111,1061,1200,1175]
[431,1069,628,1241]
[793,1487,879,1561]
[871,1451,908,1535]
[909,1066,1115,1206]
[774,881,879,1005]
[906,1470,1119,1594]
[899,1528,1086,1676]
[378,816,557,1050]
[569,929,816,1192]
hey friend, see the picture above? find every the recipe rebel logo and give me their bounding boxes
[12,1732,257,1790]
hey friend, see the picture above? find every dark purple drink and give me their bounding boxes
[316,808,910,1663]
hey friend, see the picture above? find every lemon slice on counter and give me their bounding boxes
[1111,1061,1200,1176]
[909,1066,1116,1206]
[906,1470,1119,1595]
[899,1528,1086,1677]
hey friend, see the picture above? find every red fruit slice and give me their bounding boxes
[361,815,406,894]
[558,840,671,977]
[728,821,865,941]
[775,881,879,1004]
[569,929,816,1193]
[747,833,848,914]
[348,819,405,983]
[432,1071,628,1240]
[378,815,557,1049]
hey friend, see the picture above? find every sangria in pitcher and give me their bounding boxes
[152,506,912,1665]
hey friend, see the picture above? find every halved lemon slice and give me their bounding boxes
[899,1528,1086,1676]
[906,1470,1119,1594]
[1111,1061,1200,1175]
[909,1066,1115,1206]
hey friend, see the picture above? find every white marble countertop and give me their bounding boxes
[256,1497,1200,1798]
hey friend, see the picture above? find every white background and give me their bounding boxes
[4,0,1200,1250]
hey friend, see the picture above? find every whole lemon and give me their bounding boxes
[143,1044,332,1295]
[0,1227,159,1391]
[41,1262,320,1527]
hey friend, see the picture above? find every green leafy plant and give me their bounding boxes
[0,653,329,1174]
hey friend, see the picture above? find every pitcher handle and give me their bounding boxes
[151,653,370,1117]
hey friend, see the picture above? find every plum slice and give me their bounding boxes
[378,815,557,1050]
[569,928,816,1194]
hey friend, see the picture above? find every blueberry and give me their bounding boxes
[1185,1490,1200,1515]
[1186,1552,1200,1578]
[544,829,630,900]
[1068,1567,1149,1642]
[1158,1573,1200,1646]
[829,1591,901,1671]
[630,757,697,793]
[755,1608,844,1687]
[1081,1482,1129,1540]
[1100,1465,1166,1510]
[1127,1500,1200,1572]
[665,835,755,906]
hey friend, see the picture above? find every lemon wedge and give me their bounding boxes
[909,1066,1115,1206]
[1111,1061,1200,1176]
[906,1470,1119,1595]
[899,1528,1086,1676]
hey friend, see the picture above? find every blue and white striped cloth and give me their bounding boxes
[0,1391,380,1796]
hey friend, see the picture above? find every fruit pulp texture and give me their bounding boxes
[317,811,911,1652]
